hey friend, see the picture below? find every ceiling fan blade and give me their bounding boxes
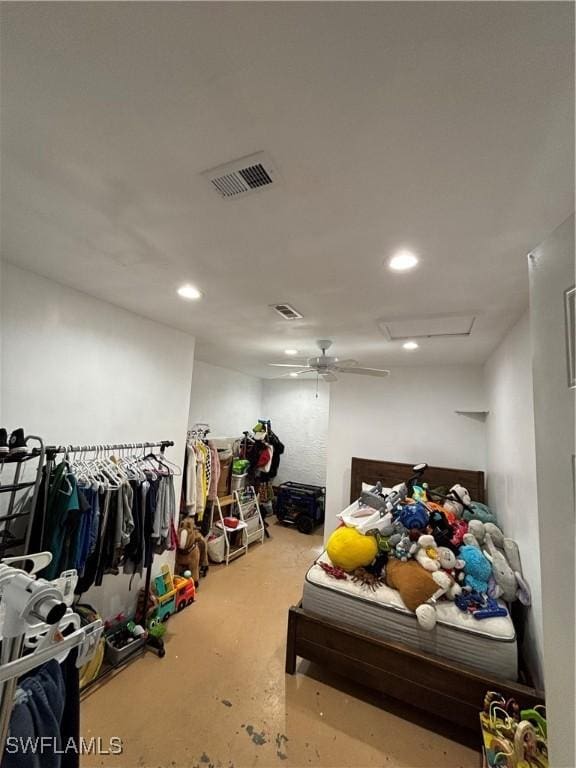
[283,368,314,377]
[334,359,358,367]
[338,366,390,377]
[268,363,308,368]
[322,372,338,382]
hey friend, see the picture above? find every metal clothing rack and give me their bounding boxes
[187,424,210,440]
[44,439,174,461]
[0,436,45,557]
[40,439,176,687]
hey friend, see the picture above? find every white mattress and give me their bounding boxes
[302,552,518,680]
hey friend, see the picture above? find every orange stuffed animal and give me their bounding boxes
[385,559,452,630]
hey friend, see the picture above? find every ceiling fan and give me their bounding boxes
[268,340,390,382]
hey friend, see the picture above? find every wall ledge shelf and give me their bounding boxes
[454,409,489,421]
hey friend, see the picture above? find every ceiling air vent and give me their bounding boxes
[270,303,303,320]
[202,152,278,199]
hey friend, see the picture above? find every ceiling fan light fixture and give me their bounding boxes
[284,349,299,356]
[403,340,419,350]
[289,372,299,377]
[389,250,419,272]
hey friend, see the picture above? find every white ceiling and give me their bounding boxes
[1,2,573,377]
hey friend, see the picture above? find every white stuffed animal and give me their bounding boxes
[467,520,505,548]
[413,534,441,572]
[443,484,471,518]
[464,522,531,606]
[437,546,464,599]
[415,570,453,630]
[483,533,531,605]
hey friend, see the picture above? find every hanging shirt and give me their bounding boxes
[207,444,221,501]
[4,660,66,768]
[184,443,198,515]
[262,444,274,474]
[152,474,177,553]
[195,442,209,519]
[74,485,98,575]
[42,462,81,581]
[255,444,272,470]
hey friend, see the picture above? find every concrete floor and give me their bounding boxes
[81,521,480,768]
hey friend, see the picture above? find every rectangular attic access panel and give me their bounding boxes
[377,314,476,340]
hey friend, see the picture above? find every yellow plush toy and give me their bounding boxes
[326,526,378,572]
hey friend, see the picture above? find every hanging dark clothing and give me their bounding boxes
[2,660,66,768]
[40,462,81,581]
[143,476,159,569]
[75,487,107,595]
[123,479,145,576]
[59,649,80,768]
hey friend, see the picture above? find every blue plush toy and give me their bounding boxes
[396,502,429,530]
[459,545,492,593]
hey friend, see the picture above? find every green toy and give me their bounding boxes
[146,614,167,658]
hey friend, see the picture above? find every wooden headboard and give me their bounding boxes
[350,457,485,504]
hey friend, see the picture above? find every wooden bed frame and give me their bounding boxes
[285,457,544,734]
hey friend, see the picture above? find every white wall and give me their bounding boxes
[324,365,487,537]
[484,311,543,687]
[529,215,575,768]
[262,379,329,487]
[0,262,196,618]
[0,260,3,425]
[188,360,262,438]
[190,368,329,488]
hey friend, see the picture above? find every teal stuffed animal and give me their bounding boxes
[459,545,492,593]
[462,501,497,524]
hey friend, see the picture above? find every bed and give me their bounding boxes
[286,457,544,733]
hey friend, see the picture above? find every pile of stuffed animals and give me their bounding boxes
[325,483,531,631]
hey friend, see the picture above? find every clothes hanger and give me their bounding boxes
[82,446,102,486]
[91,447,122,490]
[143,448,181,477]
[135,446,158,478]
[54,447,74,497]
[108,447,129,482]
[120,446,145,481]
[130,445,148,481]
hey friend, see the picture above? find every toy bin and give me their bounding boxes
[104,620,147,665]
[231,473,247,492]
[207,530,226,563]
[275,482,326,534]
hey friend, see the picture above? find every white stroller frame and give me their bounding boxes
[0,552,103,756]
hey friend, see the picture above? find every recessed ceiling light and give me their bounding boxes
[389,250,419,272]
[177,283,202,300]
[289,372,299,377]
[403,340,419,350]
[284,349,299,356]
